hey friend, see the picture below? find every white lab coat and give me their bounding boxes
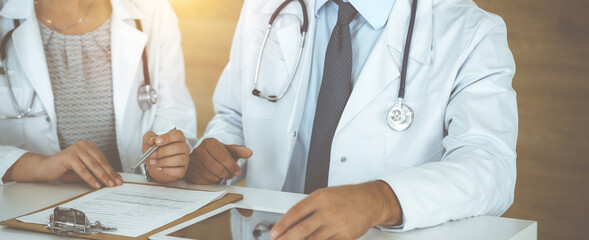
[203,0,517,231]
[0,0,197,181]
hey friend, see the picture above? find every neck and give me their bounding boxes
[36,0,89,15]
[35,0,111,35]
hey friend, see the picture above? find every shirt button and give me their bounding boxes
[340,157,347,163]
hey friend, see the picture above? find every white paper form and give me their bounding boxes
[17,183,226,237]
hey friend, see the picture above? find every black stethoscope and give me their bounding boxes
[252,0,419,131]
[0,18,156,121]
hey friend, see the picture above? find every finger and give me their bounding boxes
[65,158,101,189]
[271,197,316,239]
[150,154,187,168]
[186,170,217,184]
[152,166,186,179]
[142,131,158,151]
[276,213,324,240]
[226,145,253,159]
[154,129,186,147]
[154,142,189,159]
[191,158,223,183]
[202,148,236,179]
[81,142,121,186]
[78,150,114,187]
[200,139,240,177]
[58,171,83,183]
[186,161,217,184]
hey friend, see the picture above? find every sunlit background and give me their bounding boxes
[168,0,588,239]
[169,0,242,137]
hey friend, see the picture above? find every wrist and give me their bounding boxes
[369,180,403,226]
[5,152,47,182]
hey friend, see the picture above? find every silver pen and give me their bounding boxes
[131,127,176,170]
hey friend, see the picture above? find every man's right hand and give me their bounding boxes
[185,138,253,184]
[3,141,122,189]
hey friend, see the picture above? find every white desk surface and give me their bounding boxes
[0,173,537,240]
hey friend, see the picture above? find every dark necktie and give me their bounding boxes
[304,0,357,194]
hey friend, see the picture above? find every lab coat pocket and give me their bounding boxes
[384,92,444,167]
[0,86,25,147]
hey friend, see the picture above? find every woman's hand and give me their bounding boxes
[3,141,123,189]
[142,129,190,183]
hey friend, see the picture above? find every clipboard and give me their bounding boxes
[0,182,243,240]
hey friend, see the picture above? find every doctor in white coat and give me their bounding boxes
[0,0,197,187]
[187,0,517,238]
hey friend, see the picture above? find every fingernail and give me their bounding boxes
[149,137,155,143]
[270,230,279,239]
[94,183,101,189]
[109,180,114,187]
[116,178,123,185]
[156,138,163,145]
[156,167,163,171]
[150,160,158,165]
[152,151,158,157]
[235,170,242,176]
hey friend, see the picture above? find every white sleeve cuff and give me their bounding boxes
[377,214,406,232]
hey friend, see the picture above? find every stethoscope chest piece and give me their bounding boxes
[387,102,413,131]
[137,84,158,111]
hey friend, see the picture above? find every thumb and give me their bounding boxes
[226,145,253,160]
[142,131,157,151]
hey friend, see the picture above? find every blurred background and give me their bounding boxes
[168,0,588,239]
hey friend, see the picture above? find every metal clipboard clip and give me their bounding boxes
[46,207,117,235]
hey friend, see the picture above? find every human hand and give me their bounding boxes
[142,129,190,183]
[270,181,403,240]
[39,141,122,188]
[185,138,253,184]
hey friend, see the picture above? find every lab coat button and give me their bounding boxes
[293,131,297,137]
[45,117,50,122]
[340,157,347,163]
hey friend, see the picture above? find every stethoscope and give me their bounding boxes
[252,0,419,131]
[0,19,156,121]
[0,19,47,120]
[252,0,308,103]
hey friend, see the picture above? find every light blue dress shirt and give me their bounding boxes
[282,0,396,193]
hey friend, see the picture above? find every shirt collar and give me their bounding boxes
[315,0,396,30]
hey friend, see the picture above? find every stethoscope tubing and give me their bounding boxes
[398,0,418,100]
[0,18,156,120]
[252,0,309,102]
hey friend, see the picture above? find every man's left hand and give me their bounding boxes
[270,180,403,240]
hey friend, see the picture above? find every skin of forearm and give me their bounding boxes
[3,152,47,182]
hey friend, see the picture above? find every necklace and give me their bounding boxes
[35,0,96,32]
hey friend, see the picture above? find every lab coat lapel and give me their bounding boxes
[336,0,433,133]
[110,0,146,126]
[9,1,57,124]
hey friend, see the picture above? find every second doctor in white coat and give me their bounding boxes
[0,0,197,186]
[188,0,517,238]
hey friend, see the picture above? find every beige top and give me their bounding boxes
[40,18,121,171]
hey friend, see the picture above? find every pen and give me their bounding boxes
[131,127,176,170]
